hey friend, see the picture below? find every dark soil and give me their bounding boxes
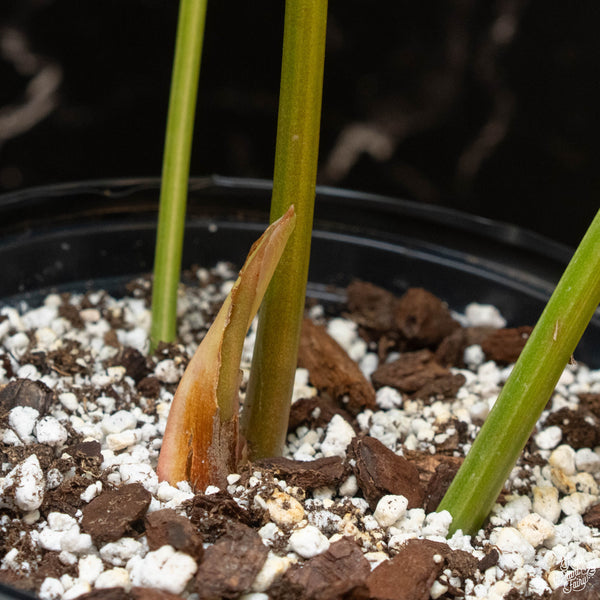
[0,279,598,599]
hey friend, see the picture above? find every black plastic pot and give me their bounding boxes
[0,175,598,367]
[0,177,599,600]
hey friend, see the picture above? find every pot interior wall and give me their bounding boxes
[0,176,598,366]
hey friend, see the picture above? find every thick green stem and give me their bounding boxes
[439,209,600,535]
[150,0,207,350]
[241,0,328,459]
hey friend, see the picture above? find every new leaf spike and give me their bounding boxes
[157,206,296,490]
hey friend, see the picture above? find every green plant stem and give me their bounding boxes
[241,0,328,460]
[150,0,207,350]
[439,209,600,536]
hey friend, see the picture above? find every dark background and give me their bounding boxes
[0,0,598,247]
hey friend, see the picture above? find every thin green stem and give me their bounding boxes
[439,209,600,535]
[150,0,208,350]
[241,0,328,460]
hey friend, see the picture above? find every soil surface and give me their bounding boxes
[0,267,599,599]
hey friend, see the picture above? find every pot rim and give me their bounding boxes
[0,175,597,366]
[0,175,573,263]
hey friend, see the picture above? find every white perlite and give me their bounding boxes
[535,425,562,450]
[373,495,408,528]
[320,414,356,457]
[0,454,45,511]
[77,555,104,585]
[94,568,130,590]
[35,416,69,446]
[7,406,39,444]
[1,270,600,600]
[128,546,198,594]
[489,527,535,570]
[464,302,507,328]
[39,578,64,600]
[251,552,296,593]
[288,525,330,558]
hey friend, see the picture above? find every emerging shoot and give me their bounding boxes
[157,207,296,490]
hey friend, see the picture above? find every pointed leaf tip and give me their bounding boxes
[157,210,295,490]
